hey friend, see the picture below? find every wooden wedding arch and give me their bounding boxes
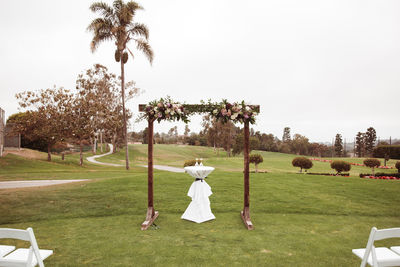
[138,102,260,230]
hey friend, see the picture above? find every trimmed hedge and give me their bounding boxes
[360,173,400,178]
[373,145,400,160]
[330,160,351,174]
[307,173,350,177]
[292,157,313,172]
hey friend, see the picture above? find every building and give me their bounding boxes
[4,123,21,149]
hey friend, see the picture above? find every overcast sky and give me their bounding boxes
[1,0,399,142]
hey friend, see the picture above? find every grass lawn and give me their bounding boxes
[1,145,399,266]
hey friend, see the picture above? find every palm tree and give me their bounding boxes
[88,0,153,170]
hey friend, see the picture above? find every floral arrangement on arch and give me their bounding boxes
[144,97,190,123]
[210,100,258,124]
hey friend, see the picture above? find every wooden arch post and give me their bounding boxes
[241,121,253,230]
[141,118,159,230]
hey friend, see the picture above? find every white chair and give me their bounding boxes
[0,228,53,267]
[0,246,15,257]
[352,227,400,267]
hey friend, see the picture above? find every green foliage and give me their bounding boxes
[330,160,351,174]
[373,145,400,160]
[334,134,343,157]
[396,161,400,173]
[282,127,291,142]
[249,154,264,164]
[363,158,381,168]
[292,157,313,172]
[250,154,263,173]
[365,127,377,155]
[183,159,197,167]
[232,134,259,155]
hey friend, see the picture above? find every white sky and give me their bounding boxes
[1,0,399,142]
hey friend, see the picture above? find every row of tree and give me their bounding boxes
[131,120,338,157]
[9,64,139,165]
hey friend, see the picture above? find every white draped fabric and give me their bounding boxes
[181,166,216,223]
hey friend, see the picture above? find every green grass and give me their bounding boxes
[1,145,399,266]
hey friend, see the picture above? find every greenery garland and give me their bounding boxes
[209,99,258,124]
[141,98,258,124]
[143,97,190,123]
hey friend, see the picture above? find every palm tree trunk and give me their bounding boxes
[121,56,129,170]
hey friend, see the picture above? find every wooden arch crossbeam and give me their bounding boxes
[138,104,260,230]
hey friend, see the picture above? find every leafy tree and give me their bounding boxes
[249,154,264,173]
[334,134,343,157]
[396,161,400,173]
[88,0,153,170]
[232,133,259,155]
[365,127,377,155]
[282,127,291,143]
[330,160,351,174]
[291,134,309,155]
[355,132,365,157]
[309,142,330,157]
[15,87,71,161]
[258,133,278,152]
[363,158,381,176]
[292,157,313,173]
[74,64,137,163]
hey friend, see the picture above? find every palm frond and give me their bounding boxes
[90,2,114,18]
[128,23,149,40]
[134,38,154,64]
[90,32,114,52]
[87,18,113,33]
[113,0,123,14]
[126,1,143,13]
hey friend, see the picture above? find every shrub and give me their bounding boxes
[396,161,400,173]
[363,158,381,176]
[330,160,351,174]
[360,173,400,178]
[183,159,197,167]
[292,157,313,173]
[249,154,264,173]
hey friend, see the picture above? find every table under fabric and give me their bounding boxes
[181,166,216,223]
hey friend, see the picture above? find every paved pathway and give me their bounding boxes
[141,165,185,173]
[87,144,184,173]
[86,144,123,167]
[0,179,88,189]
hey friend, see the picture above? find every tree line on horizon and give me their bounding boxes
[132,124,400,159]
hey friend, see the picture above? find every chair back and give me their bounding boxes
[0,228,45,267]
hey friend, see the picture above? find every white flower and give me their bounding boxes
[245,106,251,111]
[231,113,238,120]
[213,109,218,115]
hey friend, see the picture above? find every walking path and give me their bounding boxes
[86,144,123,167]
[0,179,88,189]
[141,165,185,173]
[87,144,184,173]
